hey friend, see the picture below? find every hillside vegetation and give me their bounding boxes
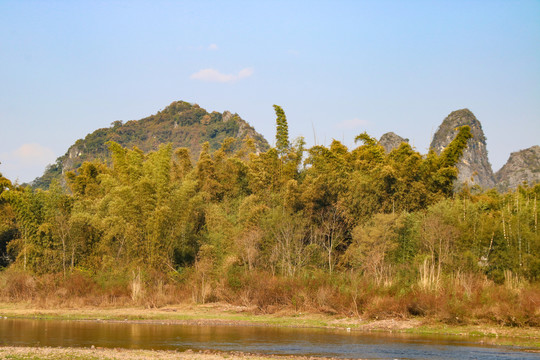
[0,106,538,327]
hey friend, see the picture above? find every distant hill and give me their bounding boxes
[379,132,409,153]
[33,101,269,189]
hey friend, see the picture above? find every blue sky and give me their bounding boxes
[1,0,539,183]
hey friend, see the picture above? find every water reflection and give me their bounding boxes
[0,318,536,359]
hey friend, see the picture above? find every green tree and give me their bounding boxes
[43,181,73,277]
[343,213,404,285]
[0,171,12,195]
[0,172,17,267]
[2,187,60,273]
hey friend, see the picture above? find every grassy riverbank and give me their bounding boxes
[1,302,539,348]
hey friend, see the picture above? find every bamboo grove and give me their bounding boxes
[0,106,539,321]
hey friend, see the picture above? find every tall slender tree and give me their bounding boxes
[273,105,290,156]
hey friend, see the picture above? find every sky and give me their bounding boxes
[1,0,539,183]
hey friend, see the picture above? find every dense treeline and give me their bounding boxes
[0,106,538,325]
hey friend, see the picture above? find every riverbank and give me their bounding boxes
[0,346,338,360]
[1,302,539,347]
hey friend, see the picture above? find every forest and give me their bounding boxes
[0,106,538,326]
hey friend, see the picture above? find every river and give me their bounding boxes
[0,318,537,359]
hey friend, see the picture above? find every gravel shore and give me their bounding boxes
[0,346,344,360]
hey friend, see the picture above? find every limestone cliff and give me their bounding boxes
[430,109,495,189]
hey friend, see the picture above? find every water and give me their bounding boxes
[0,318,537,359]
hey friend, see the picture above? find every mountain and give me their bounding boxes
[495,145,540,191]
[430,109,495,189]
[33,101,269,189]
[379,132,409,153]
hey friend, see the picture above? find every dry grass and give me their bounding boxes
[0,268,538,328]
[0,268,192,309]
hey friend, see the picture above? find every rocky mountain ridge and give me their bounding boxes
[33,102,539,191]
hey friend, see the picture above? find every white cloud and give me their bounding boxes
[337,118,370,129]
[238,67,254,79]
[208,43,218,50]
[191,69,235,83]
[0,143,56,183]
[190,67,254,83]
[12,143,55,165]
